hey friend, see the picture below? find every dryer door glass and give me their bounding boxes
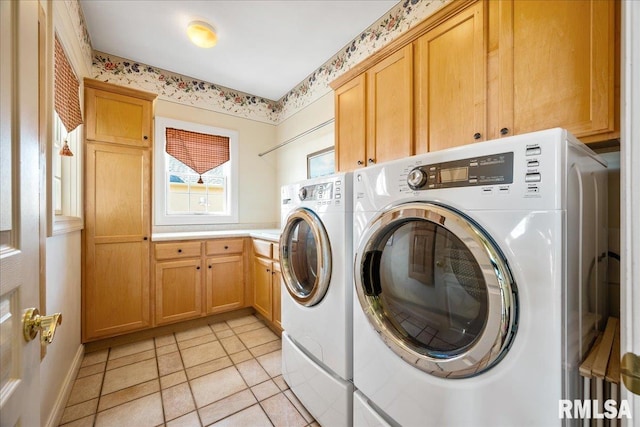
[280,208,332,307]
[356,203,517,378]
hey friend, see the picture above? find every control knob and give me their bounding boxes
[407,168,427,190]
[298,187,307,200]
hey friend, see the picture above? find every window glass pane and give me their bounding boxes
[286,219,318,297]
[166,155,228,215]
[374,219,488,357]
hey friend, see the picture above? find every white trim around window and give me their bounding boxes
[154,116,239,226]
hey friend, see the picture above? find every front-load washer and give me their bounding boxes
[352,128,608,426]
[280,172,353,427]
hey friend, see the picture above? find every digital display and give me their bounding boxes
[440,167,468,183]
[310,183,333,200]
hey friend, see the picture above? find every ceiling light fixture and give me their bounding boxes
[187,20,217,48]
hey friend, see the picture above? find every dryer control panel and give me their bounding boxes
[298,182,335,201]
[407,152,514,190]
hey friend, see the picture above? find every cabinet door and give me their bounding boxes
[155,259,202,325]
[366,45,413,165]
[497,0,615,139]
[414,2,486,152]
[85,86,152,147]
[206,255,244,314]
[253,257,272,320]
[335,74,366,172]
[84,143,150,340]
[272,262,282,330]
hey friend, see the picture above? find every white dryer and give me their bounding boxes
[352,128,608,426]
[280,172,353,427]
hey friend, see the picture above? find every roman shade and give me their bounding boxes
[165,128,230,183]
[54,35,83,134]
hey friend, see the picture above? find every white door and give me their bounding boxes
[0,1,42,426]
[621,1,640,423]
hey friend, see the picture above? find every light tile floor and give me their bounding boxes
[60,315,317,427]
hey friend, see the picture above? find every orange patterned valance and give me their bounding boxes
[54,35,83,133]
[165,128,230,183]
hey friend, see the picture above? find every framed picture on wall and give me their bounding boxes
[307,147,335,179]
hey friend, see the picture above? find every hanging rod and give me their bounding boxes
[258,118,335,157]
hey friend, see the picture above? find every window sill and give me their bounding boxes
[52,216,84,235]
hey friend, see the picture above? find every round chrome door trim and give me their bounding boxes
[354,202,518,379]
[280,207,332,307]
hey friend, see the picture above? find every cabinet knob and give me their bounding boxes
[357,160,364,166]
[208,265,212,269]
[473,132,482,140]
[368,158,375,165]
[196,266,200,270]
[266,268,270,273]
[178,249,182,253]
[143,236,148,241]
[143,135,148,140]
[224,245,229,250]
[500,127,509,136]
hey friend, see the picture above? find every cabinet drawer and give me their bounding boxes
[206,238,244,256]
[272,243,280,261]
[155,241,202,260]
[253,239,272,258]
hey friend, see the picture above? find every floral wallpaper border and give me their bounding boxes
[84,0,450,124]
[92,53,282,123]
[278,0,449,121]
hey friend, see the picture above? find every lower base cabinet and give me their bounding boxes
[206,254,244,314]
[155,258,202,325]
[252,239,282,331]
[153,238,246,326]
[272,261,282,330]
[253,256,273,320]
[86,236,277,338]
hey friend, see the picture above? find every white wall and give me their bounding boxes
[273,92,335,223]
[154,100,279,232]
[41,232,83,427]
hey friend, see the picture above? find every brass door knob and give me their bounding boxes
[622,352,640,395]
[23,308,62,345]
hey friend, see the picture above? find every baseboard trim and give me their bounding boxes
[45,343,84,427]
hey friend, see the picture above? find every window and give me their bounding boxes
[49,31,83,235]
[52,111,82,222]
[154,117,238,225]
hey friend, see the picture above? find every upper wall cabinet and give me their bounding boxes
[414,1,485,152]
[366,45,414,167]
[331,0,618,170]
[490,0,617,142]
[84,78,155,147]
[334,46,413,172]
[334,74,366,172]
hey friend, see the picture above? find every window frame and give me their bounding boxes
[154,116,239,226]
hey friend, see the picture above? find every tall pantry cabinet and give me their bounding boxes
[82,79,156,342]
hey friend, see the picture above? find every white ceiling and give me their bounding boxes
[80,1,398,101]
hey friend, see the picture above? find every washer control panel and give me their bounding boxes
[407,152,514,190]
[298,182,334,201]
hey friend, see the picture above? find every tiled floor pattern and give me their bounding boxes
[60,315,317,427]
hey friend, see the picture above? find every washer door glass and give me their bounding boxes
[280,208,332,307]
[355,202,517,378]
